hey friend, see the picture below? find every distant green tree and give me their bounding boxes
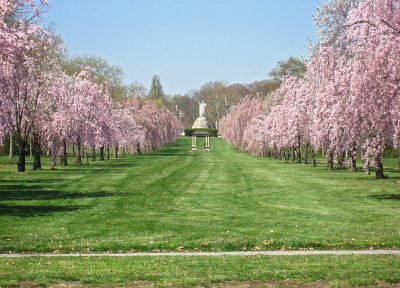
[148,75,165,101]
[63,55,125,101]
[269,57,307,84]
[246,80,278,96]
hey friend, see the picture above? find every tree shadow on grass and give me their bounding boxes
[0,178,125,201]
[0,179,65,184]
[0,187,121,201]
[50,168,130,175]
[146,146,194,156]
[144,153,194,157]
[367,194,400,201]
[0,204,86,217]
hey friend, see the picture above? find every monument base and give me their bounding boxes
[192,117,209,129]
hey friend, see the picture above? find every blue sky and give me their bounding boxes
[43,0,323,95]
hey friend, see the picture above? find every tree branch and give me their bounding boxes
[381,19,400,35]
[344,19,378,29]
[345,19,400,35]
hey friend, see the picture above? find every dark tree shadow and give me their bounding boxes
[0,187,121,201]
[0,179,65,184]
[144,153,194,157]
[0,204,86,217]
[367,194,400,201]
[0,177,126,202]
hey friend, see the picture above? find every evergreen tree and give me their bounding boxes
[148,75,165,101]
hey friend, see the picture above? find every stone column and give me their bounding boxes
[192,135,197,151]
[205,135,210,152]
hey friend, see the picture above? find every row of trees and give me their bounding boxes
[0,0,183,172]
[220,0,400,179]
[160,78,279,130]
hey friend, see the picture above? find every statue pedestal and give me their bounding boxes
[191,130,211,152]
[192,117,209,129]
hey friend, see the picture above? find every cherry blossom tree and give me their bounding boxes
[111,106,145,157]
[133,100,183,153]
[1,0,184,172]
[219,94,264,151]
[0,0,58,172]
[45,69,113,166]
[345,0,399,178]
[309,0,400,177]
[242,113,271,156]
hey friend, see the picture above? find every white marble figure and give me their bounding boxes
[199,101,206,118]
[192,100,209,128]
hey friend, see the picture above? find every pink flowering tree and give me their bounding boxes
[216,0,399,180]
[0,0,58,172]
[242,113,271,156]
[344,0,400,178]
[219,94,264,151]
[131,100,183,153]
[47,69,113,166]
[43,72,75,167]
[271,77,312,163]
[308,0,400,177]
[111,106,145,157]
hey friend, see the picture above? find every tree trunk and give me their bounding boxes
[32,133,41,170]
[297,136,302,164]
[17,138,28,173]
[349,144,357,172]
[76,136,82,166]
[92,145,96,161]
[312,149,317,167]
[338,151,346,170]
[29,138,33,158]
[9,132,13,159]
[292,146,296,162]
[106,145,110,160]
[375,152,384,179]
[327,151,334,170]
[365,160,370,175]
[114,144,119,158]
[85,149,89,165]
[72,144,75,156]
[305,143,309,165]
[60,139,68,166]
[99,145,104,161]
[50,147,57,170]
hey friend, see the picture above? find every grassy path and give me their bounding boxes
[0,137,399,287]
[0,137,399,253]
[1,249,399,258]
[0,255,398,287]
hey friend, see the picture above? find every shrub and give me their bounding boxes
[184,128,218,137]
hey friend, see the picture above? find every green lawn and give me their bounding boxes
[0,137,399,287]
[1,255,399,287]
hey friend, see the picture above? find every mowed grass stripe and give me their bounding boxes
[0,255,399,287]
[0,137,399,253]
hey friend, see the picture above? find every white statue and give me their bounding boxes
[199,101,206,118]
[192,100,209,129]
